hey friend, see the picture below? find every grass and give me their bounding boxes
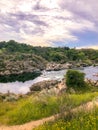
[34,107,98,130]
[0,92,98,125]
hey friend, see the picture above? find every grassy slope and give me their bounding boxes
[34,107,98,130]
[0,92,98,125]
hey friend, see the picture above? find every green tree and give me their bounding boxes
[77,52,85,61]
[66,69,85,88]
[49,52,66,62]
[66,49,78,61]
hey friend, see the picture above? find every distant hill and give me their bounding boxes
[0,40,98,63]
[0,40,98,78]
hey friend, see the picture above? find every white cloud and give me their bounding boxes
[0,0,98,46]
[59,0,98,22]
[39,0,59,9]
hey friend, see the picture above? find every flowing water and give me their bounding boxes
[0,66,98,94]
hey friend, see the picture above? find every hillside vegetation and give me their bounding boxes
[0,40,98,64]
[0,40,98,82]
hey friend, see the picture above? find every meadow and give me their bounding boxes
[0,91,98,125]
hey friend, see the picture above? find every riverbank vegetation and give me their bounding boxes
[66,70,85,88]
[0,40,98,64]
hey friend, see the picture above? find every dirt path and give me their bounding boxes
[0,100,98,130]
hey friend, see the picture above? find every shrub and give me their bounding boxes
[66,69,85,88]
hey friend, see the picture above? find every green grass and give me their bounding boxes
[0,92,98,125]
[34,107,98,130]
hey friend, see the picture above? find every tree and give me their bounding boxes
[66,69,85,88]
[77,52,85,61]
[66,49,78,61]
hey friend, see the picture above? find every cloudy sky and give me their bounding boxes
[0,0,98,48]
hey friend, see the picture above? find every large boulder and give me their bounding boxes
[30,80,60,91]
[30,79,67,95]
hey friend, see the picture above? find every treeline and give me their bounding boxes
[0,40,98,64]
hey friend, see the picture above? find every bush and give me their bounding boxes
[66,69,85,88]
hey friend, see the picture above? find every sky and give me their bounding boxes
[0,0,98,49]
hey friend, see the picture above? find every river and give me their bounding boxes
[0,66,98,94]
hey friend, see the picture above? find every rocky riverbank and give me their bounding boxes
[1,76,98,102]
[0,54,47,76]
[46,62,90,71]
[0,53,97,83]
[85,79,98,87]
[30,79,67,95]
[0,79,67,102]
[0,53,47,82]
[46,62,72,71]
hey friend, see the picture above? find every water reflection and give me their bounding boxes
[0,66,98,94]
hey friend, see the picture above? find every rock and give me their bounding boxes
[46,62,73,71]
[93,64,98,67]
[85,78,98,87]
[30,79,67,96]
[0,54,47,76]
[93,73,98,77]
[30,80,60,91]
[80,63,89,67]
[0,93,19,102]
[4,95,18,102]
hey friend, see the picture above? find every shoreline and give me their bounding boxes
[0,66,98,94]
